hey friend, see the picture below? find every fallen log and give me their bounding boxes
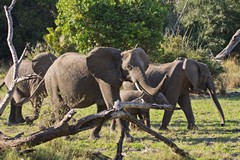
[0,100,189,158]
[215,29,240,60]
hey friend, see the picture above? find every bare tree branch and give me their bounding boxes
[215,29,240,60]
[0,102,189,158]
[171,0,189,36]
[114,100,180,111]
[113,129,125,160]
[0,0,29,116]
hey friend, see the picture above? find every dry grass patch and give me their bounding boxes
[220,58,240,90]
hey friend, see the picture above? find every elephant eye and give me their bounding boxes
[126,65,133,70]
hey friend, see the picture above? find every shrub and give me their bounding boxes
[155,35,224,78]
[44,0,168,55]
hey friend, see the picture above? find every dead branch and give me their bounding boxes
[16,74,42,84]
[215,29,240,60]
[0,101,189,158]
[0,0,29,116]
[113,129,125,160]
[114,100,180,111]
[0,82,5,90]
[171,0,189,36]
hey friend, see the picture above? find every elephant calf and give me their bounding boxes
[110,90,169,131]
[111,75,169,130]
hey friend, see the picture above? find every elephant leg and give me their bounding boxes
[15,105,25,123]
[25,97,43,124]
[159,110,174,130]
[8,99,17,125]
[141,110,150,128]
[90,104,107,140]
[110,119,117,132]
[178,95,198,130]
[9,90,25,124]
[130,114,139,130]
[97,80,133,141]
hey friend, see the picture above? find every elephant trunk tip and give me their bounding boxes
[220,120,225,126]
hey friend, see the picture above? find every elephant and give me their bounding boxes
[123,58,225,130]
[110,76,169,131]
[43,47,164,141]
[1,52,57,125]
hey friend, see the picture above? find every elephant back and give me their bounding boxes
[4,59,32,87]
[32,52,57,77]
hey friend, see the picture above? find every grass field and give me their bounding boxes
[0,86,240,160]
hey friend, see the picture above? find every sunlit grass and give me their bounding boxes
[0,86,240,159]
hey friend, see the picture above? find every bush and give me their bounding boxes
[44,0,168,55]
[0,0,57,59]
[174,0,240,54]
[155,35,224,78]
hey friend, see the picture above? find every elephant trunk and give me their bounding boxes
[207,81,225,126]
[137,71,168,96]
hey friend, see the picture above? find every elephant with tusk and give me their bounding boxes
[40,47,163,141]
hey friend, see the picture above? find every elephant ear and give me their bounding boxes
[86,47,122,87]
[32,52,57,77]
[183,58,210,90]
[133,48,150,71]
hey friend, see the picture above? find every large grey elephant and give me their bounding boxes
[43,47,163,140]
[123,58,225,130]
[2,52,57,124]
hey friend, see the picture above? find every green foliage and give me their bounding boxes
[44,0,168,55]
[0,0,57,59]
[174,0,240,54]
[157,35,224,78]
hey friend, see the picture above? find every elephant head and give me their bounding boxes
[32,52,57,77]
[120,48,163,95]
[87,47,161,98]
[183,58,225,126]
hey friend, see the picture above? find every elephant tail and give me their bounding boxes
[0,82,5,90]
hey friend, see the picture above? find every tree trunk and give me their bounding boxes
[215,29,240,60]
[0,0,28,116]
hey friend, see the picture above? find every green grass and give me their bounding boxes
[0,86,240,160]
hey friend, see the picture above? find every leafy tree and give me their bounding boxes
[174,0,240,55]
[44,0,168,56]
[0,0,57,60]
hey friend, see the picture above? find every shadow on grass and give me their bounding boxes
[24,147,111,160]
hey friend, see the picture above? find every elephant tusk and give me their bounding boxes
[134,82,142,92]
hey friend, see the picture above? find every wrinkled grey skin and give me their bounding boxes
[44,47,163,141]
[110,90,169,131]
[4,52,57,125]
[123,58,225,130]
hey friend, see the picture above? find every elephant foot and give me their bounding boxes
[89,133,100,140]
[187,124,198,130]
[25,116,36,125]
[124,132,134,142]
[159,126,169,131]
[7,120,18,126]
[15,117,25,124]
[8,119,25,125]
